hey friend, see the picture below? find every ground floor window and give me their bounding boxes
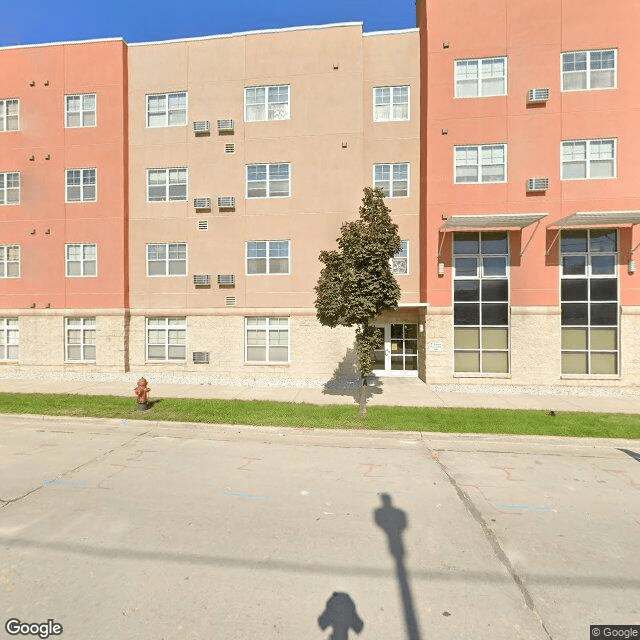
[147,317,186,361]
[453,231,509,373]
[0,318,18,360]
[65,317,96,361]
[560,229,618,374]
[245,317,289,363]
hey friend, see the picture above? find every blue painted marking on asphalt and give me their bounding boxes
[43,479,86,489]
[222,491,272,501]
[495,502,553,513]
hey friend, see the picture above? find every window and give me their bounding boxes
[561,139,616,180]
[455,145,506,183]
[246,163,290,198]
[65,94,96,127]
[146,317,186,361]
[0,99,19,131]
[245,85,290,122]
[453,232,509,374]
[66,168,96,202]
[455,57,507,98]
[65,317,96,362]
[374,163,409,197]
[147,168,188,201]
[246,241,290,275]
[0,172,20,205]
[0,245,20,278]
[146,92,187,127]
[373,86,409,122]
[245,317,289,363]
[147,243,187,276]
[560,229,618,375]
[391,241,409,275]
[562,49,616,91]
[0,318,18,361]
[66,244,97,277]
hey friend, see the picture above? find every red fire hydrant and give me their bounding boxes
[134,377,151,411]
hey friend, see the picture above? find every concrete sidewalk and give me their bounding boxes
[2,375,640,414]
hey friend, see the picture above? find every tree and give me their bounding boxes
[315,187,402,416]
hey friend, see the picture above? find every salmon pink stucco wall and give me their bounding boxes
[0,40,128,310]
[418,0,640,308]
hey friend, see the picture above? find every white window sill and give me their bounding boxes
[560,375,620,380]
[244,362,290,366]
[454,373,512,378]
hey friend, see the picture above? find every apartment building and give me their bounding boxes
[0,24,420,381]
[0,39,129,372]
[417,0,640,386]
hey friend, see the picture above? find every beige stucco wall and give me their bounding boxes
[127,25,420,314]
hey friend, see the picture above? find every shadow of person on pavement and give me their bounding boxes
[374,493,422,640]
[318,591,364,640]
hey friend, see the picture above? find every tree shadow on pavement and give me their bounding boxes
[318,591,364,639]
[322,348,383,405]
[374,493,423,640]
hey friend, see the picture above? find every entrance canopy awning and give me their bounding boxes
[548,211,640,229]
[440,213,547,231]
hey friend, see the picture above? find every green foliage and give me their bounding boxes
[315,188,402,379]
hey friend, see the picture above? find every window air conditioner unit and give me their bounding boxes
[225,296,236,307]
[193,274,211,286]
[192,351,210,364]
[526,177,549,192]
[527,88,550,103]
[217,196,235,209]
[193,120,210,133]
[198,220,208,230]
[193,197,211,209]
[224,143,235,154]
[217,274,235,287]
[217,119,234,133]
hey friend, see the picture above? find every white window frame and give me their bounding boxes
[561,139,617,181]
[146,317,186,361]
[246,240,291,275]
[65,317,96,362]
[147,168,188,202]
[0,245,20,278]
[146,243,188,277]
[0,99,19,132]
[0,318,19,361]
[373,85,410,122]
[373,163,410,198]
[454,144,507,184]
[65,243,97,277]
[245,317,290,364]
[65,93,96,128]
[391,241,409,275]
[246,163,291,199]
[0,172,20,205]
[244,85,290,122]
[561,49,617,92]
[65,168,97,203]
[146,92,188,128]
[455,57,508,98]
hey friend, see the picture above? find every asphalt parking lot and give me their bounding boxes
[1,415,639,640]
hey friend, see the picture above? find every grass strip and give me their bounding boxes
[0,392,638,439]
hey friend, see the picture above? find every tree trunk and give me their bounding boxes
[358,377,368,417]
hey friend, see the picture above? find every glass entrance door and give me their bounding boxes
[372,323,419,376]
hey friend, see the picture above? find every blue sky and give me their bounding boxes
[1,0,417,47]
